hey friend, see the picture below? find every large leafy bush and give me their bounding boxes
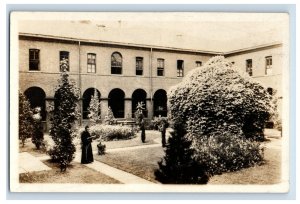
[168,56,275,141]
[168,56,274,175]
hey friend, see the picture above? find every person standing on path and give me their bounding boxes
[159,121,167,147]
[140,118,146,143]
[81,125,94,164]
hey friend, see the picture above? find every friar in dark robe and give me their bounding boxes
[140,118,146,143]
[81,125,94,164]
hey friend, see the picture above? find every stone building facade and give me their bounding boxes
[19,33,283,129]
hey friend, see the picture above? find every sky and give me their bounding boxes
[16,12,289,52]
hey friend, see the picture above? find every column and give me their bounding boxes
[146,99,153,119]
[124,98,132,119]
[100,99,108,121]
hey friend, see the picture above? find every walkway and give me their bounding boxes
[19,152,51,173]
[22,141,159,184]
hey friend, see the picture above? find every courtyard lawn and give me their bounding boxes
[95,138,282,184]
[95,146,165,183]
[19,160,121,184]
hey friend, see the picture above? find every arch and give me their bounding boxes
[24,86,46,121]
[111,52,122,74]
[153,89,168,117]
[108,88,125,118]
[82,88,101,119]
[132,89,147,118]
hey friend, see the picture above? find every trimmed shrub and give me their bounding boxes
[19,91,34,147]
[79,124,135,141]
[48,60,80,172]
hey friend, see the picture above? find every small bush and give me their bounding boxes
[192,131,264,175]
[79,124,135,141]
[143,119,155,130]
[97,142,106,155]
[152,116,169,130]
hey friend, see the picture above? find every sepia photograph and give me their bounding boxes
[10,11,290,193]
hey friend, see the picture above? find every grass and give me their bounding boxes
[19,129,282,185]
[19,139,47,157]
[95,137,282,185]
[209,142,281,184]
[99,130,162,149]
[95,146,165,183]
[19,160,121,184]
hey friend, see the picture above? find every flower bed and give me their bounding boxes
[79,124,136,141]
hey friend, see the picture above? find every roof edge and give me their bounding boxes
[18,32,282,56]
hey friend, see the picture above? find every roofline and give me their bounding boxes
[19,32,282,56]
[223,42,282,56]
[18,32,221,55]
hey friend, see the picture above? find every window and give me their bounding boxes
[29,49,40,71]
[196,61,202,67]
[87,53,96,73]
[157,58,165,76]
[265,56,272,75]
[136,57,143,75]
[246,59,253,76]
[59,51,69,71]
[177,60,184,77]
[111,52,122,74]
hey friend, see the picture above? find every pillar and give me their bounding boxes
[100,99,109,120]
[124,98,132,119]
[146,99,153,119]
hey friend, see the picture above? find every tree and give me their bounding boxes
[134,101,145,124]
[19,91,34,147]
[135,101,146,143]
[155,121,208,184]
[48,59,80,172]
[104,106,115,125]
[88,89,101,124]
[31,107,44,149]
